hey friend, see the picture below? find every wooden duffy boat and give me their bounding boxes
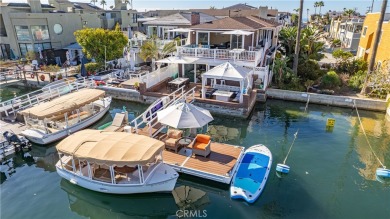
[55,129,179,194]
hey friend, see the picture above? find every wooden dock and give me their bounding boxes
[162,142,244,184]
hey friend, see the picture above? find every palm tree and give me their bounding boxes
[139,37,179,71]
[279,27,298,56]
[100,0,106,9]
[318,1,324,15]
[210,6,216,9]
[343,9,355,18]
[314,2,319,15]
[90,0,97,6]
[361,0,388,95]
[293,0,304,75]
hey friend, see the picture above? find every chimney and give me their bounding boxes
[190,12,200,25]
[259,6,268,19]
[28,0,42,13]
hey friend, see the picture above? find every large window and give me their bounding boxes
[34,43,52,51]
[198,32,209,45]
[15,26,31,41]
[31,25,50,41]
[19,43,34,57]
[362,27,368,36]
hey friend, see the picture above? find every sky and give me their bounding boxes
[3,0,389,15]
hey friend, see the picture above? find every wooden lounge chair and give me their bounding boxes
[160,129,183,153]
[190,134,211,157]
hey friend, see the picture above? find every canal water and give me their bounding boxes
[1,99,389,219]
[0,84,38,101]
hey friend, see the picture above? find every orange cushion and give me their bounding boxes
[196,134,210,144]
[193,142,208,150]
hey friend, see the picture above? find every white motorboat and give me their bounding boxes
[0,131,32,160]
[20,89,111,145]
[230,144,272,203]
[55,129,179,194]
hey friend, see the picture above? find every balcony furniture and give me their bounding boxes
[178,137,193,148]
[168,77,190,90]
[190,134,211,157]
[213,90,234,102]
[160,129,183,153]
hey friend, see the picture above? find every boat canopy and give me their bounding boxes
[56,129,164,166]
[20,89,105,119]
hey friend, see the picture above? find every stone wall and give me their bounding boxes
[266,88,387,112]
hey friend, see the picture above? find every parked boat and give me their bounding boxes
[55,129,179,194]
[20,89,111,145]
[0,131,32,160]
[230,144,272,203]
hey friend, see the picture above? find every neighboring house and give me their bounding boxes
[191,7,277,20]
[0,0,102,59]
[143,12,217,39]
[339,18,364,52]
[277,12,292,26]
[357,13,390,68]
[223,3,258,10]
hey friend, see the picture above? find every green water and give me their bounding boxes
[1,100,389,219]
[0,85,38,101]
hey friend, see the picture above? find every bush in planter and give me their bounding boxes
[43,65,60,72]
[348,70,366,90]
[321,71,341,88]
[85,63,103,74]
[57,73,63,80]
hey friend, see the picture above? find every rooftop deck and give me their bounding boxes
[162,142,244,183]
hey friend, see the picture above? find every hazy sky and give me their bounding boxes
[3,0,389,15]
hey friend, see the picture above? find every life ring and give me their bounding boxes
[30,73,35,79]
[39,74,45,81]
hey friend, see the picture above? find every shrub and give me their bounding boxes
[85,63,103,74]
[25,51,36,61]
[339,73,350,86]
[321,71,341,88]
[42,65,60,72]
[348,70,366,89]
[298,59,326,81]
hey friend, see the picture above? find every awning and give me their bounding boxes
[202,62,252,81]
[63,42,82,50]
[56,129,164,166]
[20,89,105,119]
[167,28,192,32]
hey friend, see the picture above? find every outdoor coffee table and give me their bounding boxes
[168,77,190,90]
[213,90,234,101]
[178,137,193,148]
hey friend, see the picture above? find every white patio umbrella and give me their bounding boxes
[157,102,214,129]
[222,30,253,49]
[167,28,191,32]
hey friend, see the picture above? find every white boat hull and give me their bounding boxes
[56,162,178,194]
[21,97,112,145]
[230,144,272,203]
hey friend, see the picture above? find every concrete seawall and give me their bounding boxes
[266,89,387,112]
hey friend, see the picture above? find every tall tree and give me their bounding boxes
[361,0,388,95]
[293,0,304,75]
[139,37,178,71]
[100,0,107,9]
[318,1,324,15]
[279,26,298,56]
[343,9,355,18]
[314,1,318,15]
[74,24,128,64]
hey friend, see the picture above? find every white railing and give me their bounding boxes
[177,47,263,65]
[129,38,185,49]
[128,65,178,89]
[129,86,196,137]
[0,77,95,117]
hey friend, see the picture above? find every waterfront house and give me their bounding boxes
[357,13,390,68]
[328,17,364,53]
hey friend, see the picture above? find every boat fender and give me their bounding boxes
[31,73,35,79]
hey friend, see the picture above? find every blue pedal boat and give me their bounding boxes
[230,144,272,203]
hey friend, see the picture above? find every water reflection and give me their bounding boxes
[172,185,210,210]
[60,179,178,218]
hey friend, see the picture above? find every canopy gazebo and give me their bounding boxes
[201,62,253,103]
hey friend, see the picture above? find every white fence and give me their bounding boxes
[0,78,95,117]
[128,65,179,89]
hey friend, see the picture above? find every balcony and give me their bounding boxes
[177,46,264,67]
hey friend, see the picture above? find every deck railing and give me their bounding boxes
[129,85,196,137]
[128,65,179,89]
[0,77,95,117]
[177,47,263,66]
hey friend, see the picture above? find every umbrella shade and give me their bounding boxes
[172,186,210,209]
[156,56,198,64]
[157,102,213,129]
[80,58,87,77]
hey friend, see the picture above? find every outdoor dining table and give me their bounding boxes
[168,77,190,90]
[213,90,234,102]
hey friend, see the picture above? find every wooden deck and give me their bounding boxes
[162,142,244,183]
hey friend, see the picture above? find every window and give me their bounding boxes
[362,27,367,36]
[31,25,50,41]
[198,32,209,45]
[15,26,31,41]
[0,44,11,59]
[19,43,34,57]
[34,43,52,52]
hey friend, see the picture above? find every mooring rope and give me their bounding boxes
[304,94,310,113]
[283,130,299,165]
[353,100,386,169]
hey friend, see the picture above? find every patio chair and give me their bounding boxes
[160,129,183,153]
[190,134,211,157]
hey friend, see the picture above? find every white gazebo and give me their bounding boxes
[201,62,253,103]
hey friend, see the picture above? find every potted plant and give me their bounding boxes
[134,82,140,90]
